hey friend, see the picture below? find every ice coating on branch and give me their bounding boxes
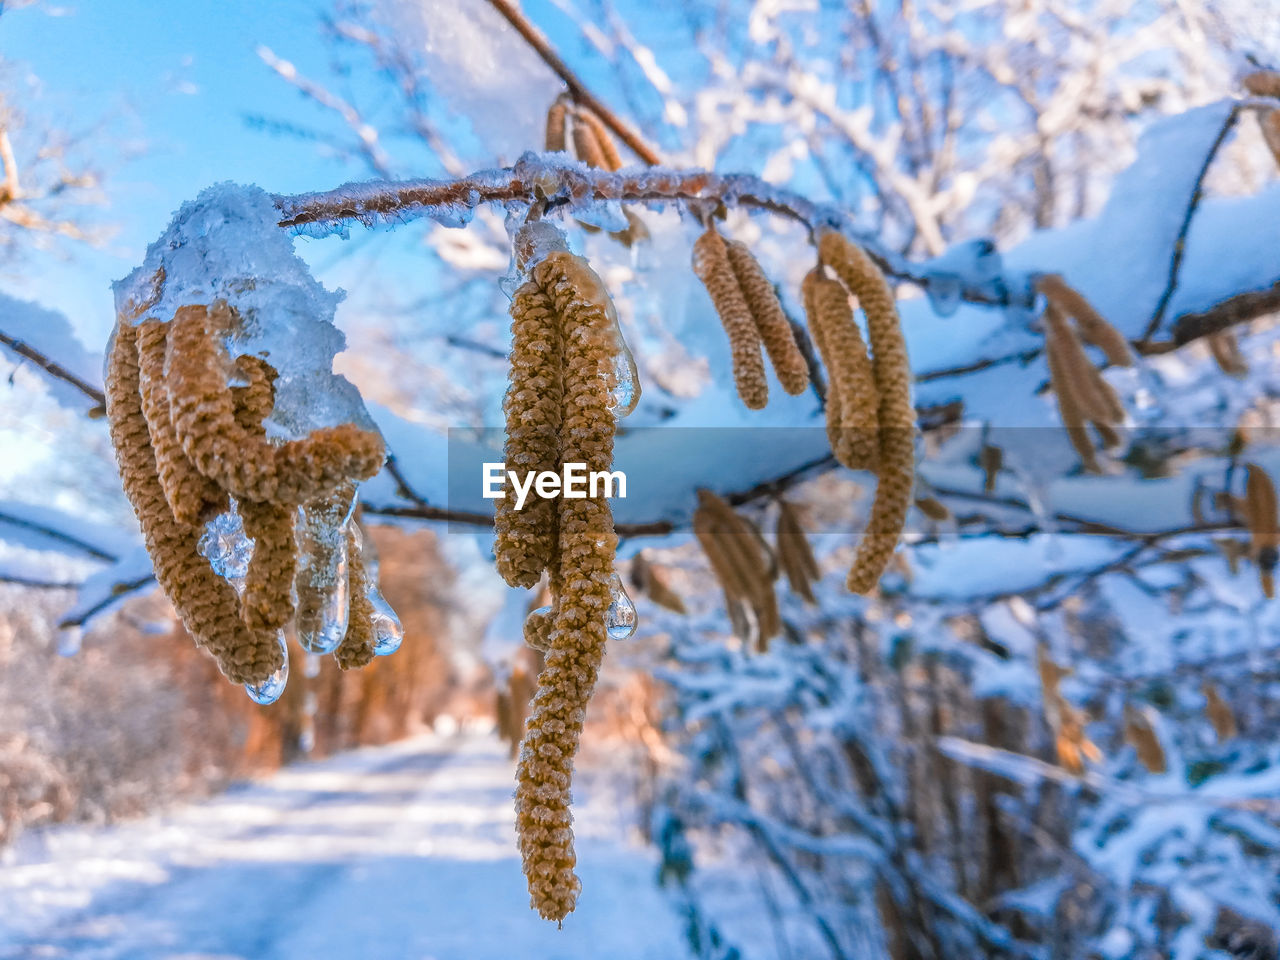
[112,183,377,441]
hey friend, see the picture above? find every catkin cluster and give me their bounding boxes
[104,298,387,685]
[545,96,647,245]
[693,490,780,649]
[806,232,916,595]
[1037,276,1128,473]
[692,225,810,409]
[498,244,621,924]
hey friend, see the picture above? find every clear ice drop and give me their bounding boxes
[245,631,289,704]
[198,505,253,593]
[294,495,354,655]
[605,573,638,640]
[925,272,962,318]
[56,625,83,657]
[609,342,640,418]
[369,588,404,656]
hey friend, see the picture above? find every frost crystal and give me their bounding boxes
[112,183,377,442]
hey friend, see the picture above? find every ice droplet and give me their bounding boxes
[370,589,405,656]
[925,272,962,318]
[294,495,355,655]
[605,573,638,640]
[608,341,640,418]
[245,631,289,704]
[198,504,253,593]
[56,625,83,657]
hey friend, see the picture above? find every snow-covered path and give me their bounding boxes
[0,732,689,960]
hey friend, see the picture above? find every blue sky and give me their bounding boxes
[0,0,390,348]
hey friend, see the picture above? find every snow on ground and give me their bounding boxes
[0,731,689,960]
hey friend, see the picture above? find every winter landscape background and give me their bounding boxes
[2,0,1280,957]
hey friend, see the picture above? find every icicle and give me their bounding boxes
[608,335,641,418]
[351,518,404,657]
[294,490,356,655]
[370,590,405,656]
[924,272,962,317]
[56,625,83,657]
[198,503,254,594]
[605,572,638,640]
[245,631,289,704]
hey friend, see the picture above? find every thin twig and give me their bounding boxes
[481,0,662,166]
[1141,104,1241,342]
[0,329,105,407]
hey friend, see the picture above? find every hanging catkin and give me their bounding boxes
[1035,274,1132,367]
[105,322,278,685]
[106,294,391,686]
[802,267,879,471]
[135,320,227,526]
[776,499,820,605]
[694,490,780,648]
[1244,463,1278,599]
[335,524,378,670]
[544,97,569,153]
[572,105,623,172]
[817,232,916,594]
[495,282,564,588]
[513,250,619,925]
[1045,327,1102,474]
[723,240,809,396]
[692,226,768,409]
[166,302,385,506]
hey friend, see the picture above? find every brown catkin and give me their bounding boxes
[167,302,385,506]
[135,320,226,526]
[802,267,879,471]
[231,354,278,431]
[1035,274,1133,367]
[1045,305,1123,427]
[105,321,280,685]
[1207,331,1249,378]
[514,251,619,924]
[1046,331,1102,474]
[239,498,296,634]
[818,232,916,594]
[630,553,686,614]
[777,499,819,605]
[545,98,568,153]
[692,227,768,409]
[695,490,779,648]
[495,282,564,588]
[724,240,809,395]
[573,106,623,172]
[1243,70,1280,98]
[1244,463,1278,599]
[1202,682,1238,742]
[1259,110,1280,169]
[335,524,377,670]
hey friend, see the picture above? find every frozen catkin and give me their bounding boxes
[496,282,564,588]
[802,267,879,471]
[692,226,768,409]
[106,322,275,684]
[513,249,621,924]
[817,232,916,594]
[105,297,393,687]
[335,524,378,670]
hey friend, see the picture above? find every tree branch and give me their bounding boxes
[0,328,106,408]
[480,0,662,166]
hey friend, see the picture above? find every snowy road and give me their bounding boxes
[0,732,688,960]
